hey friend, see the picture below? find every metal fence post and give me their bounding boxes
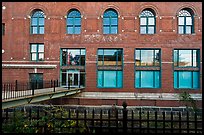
[15,80,18,91]
[54,80,55,92]
[56,79,58,87]
[122,101,127,133]
[32,81,35,95]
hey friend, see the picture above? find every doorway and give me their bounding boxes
[29,73,43,89]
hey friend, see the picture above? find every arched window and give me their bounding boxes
[67,9,81,34]
[31,10,45,34]
[140,9,156,34]
[103,9,118,34]
[178,8,194,34]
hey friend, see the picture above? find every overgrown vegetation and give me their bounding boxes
[2,105,90,133]
[178,91,198,112]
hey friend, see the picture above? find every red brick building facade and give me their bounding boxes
[2,2,202,107]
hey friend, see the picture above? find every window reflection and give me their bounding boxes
[61,49,85,66]
[98,49,123,66]
[135,49,160,66]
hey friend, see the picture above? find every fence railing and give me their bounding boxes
[2,80,78,100]
[2,103,202,133]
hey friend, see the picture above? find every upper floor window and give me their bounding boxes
[31,10,45,34]
[140,9,156,34]
[2,23,5,35]
[61,49,85,66]
[67,9,81,34]
[103,9,118,34]
[30,44,44,61]
[98,49,123,66]
[135,49,160,66]
[174,49,199,67]
[178,8,194,34]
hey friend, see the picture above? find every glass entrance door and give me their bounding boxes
[67,70,80,88]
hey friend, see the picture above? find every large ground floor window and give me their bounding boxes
[61,69,85,88]
[97,70,123,88]
[174,71,199,89]
[135,71,160,88]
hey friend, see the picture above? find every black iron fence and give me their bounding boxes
[2,103,202,133]
[2,80,59,100]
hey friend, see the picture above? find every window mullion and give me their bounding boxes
[36,44,39,61]
[73,17,75,34]
[184,16,186,34]
[146,17,148,34]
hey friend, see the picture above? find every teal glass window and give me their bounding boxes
[67,9,81,34]
[30,44,44,61]
[174,71,199,89]
[61,49,85,66]
[135,49,160,66]
[103,9,118,34]
[135,71,160,88]
[140,9,156,34]
[98,49,123,66]
[31,10,45,34]
[97,70,122,88]
[178,9,194,34]
[174,49,199,67]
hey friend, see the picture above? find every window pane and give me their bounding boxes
[135,71,140,88]
[75,18,81,25]
[135,50,141,66]
[178,17,184,25]
[62,50,67,66]
[80,49,85,66]
[179,50,192,66]
[154,50,160,66]
[61,72,67,86]
[74,27,81,34]
[140,18,147,25]
[32,18,38,25]
[174,72,178,88]
[67,27,74,34]
[148,26,154,34]
[117,71,122,87]
[148,17,155,25]
[111,26,117,34]
[97,71,103,87]
[39,18,44,25]
[103,26,109,34]
[117,50,122,66]
[104,49,117,66]
[193,72,199,88]
[67,18,74,25]
[179,72,192,88]
[39,27,44,34]
[39,53,44,61]
[31,45,37,52]
[31,53,37,60]
[186,26,191,34]
[154,71,160,88]
[141,71,154,88]
[104,71,116,87]
[193,50,197,67]
[98,50,103,65]
[32,27,38,34]
[140,27,146,34]
[103,18,110,25]
[38,45,44,52]
[186,17,192,25]
[178,26,184,34]
[174,50,178,66]
[141,50,154,66]
[68,49,80,65]
[111,18,118,25]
